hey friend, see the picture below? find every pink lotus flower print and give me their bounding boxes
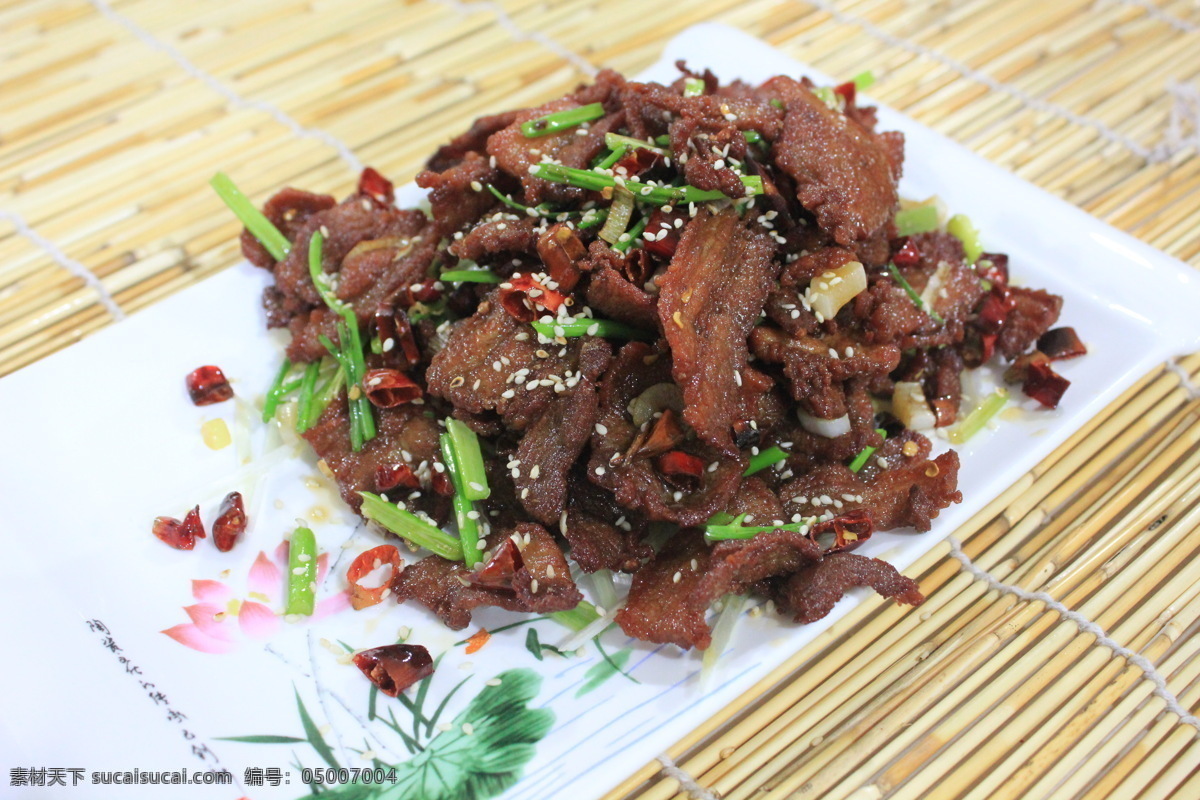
[163,541,351,653]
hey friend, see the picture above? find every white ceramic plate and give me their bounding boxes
[3,23,1199,800]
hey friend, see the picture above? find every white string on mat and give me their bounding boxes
[433,0,599,77]
[0,209,126,321]
[656,752,721,800]
[87,0,364,173]
[1165,358,1200,400]
[796,0,1194,163]
[1094,0,1200,34]
[947,537,1200,733]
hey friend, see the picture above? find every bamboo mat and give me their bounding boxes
[4,0,1200,797]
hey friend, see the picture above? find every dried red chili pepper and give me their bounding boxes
[1003,350,1050,385]
[498,274,567,322]
[363,369,422,408]
[1022,360,1071,409]
[891,239,922,269]
[358,167,394,206]
[346,545,402,610]
[977,252,1010,287]
[809,509,874,553]
[186,365,233,406]
[153,505,205,550]
[976,286,1014,334]
[641,208,686,260]
[352,644,434,697]
[375,462,420,493]
[467,537,524,591]
[634,408,686,459]
[655,450,706,490]
[832,80,857,107]
[1037,327,1087,361]
[613,146,662,178]
[430,464,454,496]
[212,492,246,552]
[374,304,422,369]
[536,223,585,292]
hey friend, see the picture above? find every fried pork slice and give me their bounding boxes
[658,208,778,455]
[588,342,745,527]
[302,399,442,514]
[513,377,601,526]
[762,75,901,248]
[562,510,649,573]
[391,523,582,630]
[997,287,1063,360]
[773,553,923,624]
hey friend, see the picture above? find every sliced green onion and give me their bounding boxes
[743,130,763,145]
[948,389,1008,445]
[359,492,463,561]
[594,146,627,171]
[813,86,840,110]
[611,214,648,253]
[851,70,876,91]
[598,186,635,244]
[440,269,501,284]
[654,134,673,147]
[521,102,605,138]
[604,132,668,155]
[894,203,940,237]
[683,77,706,97]
[706,511,742,527]
[210,172,291,262]
[887,262,945,325]
[309,365,346,427]
[262,358,295,423]
[531,163,762,205]
[744,445,788,476]
[947,213,983,263]
[770,98,785,110]
[445,418,490,501]
[485,184,560,217]
[849,427,888,473]
[439,432,483,567]
[704,518,816,544]
[578,207,609,230]
[531,318,652,341]
[549,600,601,632]
[294,361,322,434]
[285,526,318,616]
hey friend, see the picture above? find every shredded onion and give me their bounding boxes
[700,594,747,689]
[805,260,866,320]
[598,186,635,244]
[919,261,952,316]
[628,382,684,428]
[797,409,851,438]
[893,381,937,430]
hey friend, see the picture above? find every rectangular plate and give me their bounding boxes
[3,23,1199,800]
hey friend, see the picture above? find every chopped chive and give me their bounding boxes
[285,526,318,616]
[309,365,346,427]
[262,358,295,423]
[743,130,763,145]
[594,146,627,171]
[485,184,560,217]
[893,203,940,237]
[549,600,602,632]
[210,172,291,262]
[439,433,483,567]
[887,262,945,325]
[604,132,668,155]
[948,389,1008,444]
[707,511,741,526]
[946,213,983,263]
[359,492,464,561]
[849,427,888,473]
[744,445,788,476]
[611,214,648,253]
[440,269,502,284]
[531,163,762,205]
[851,70,876,91]
[520,102,605,138]
[294,361,322,434]
[654,134,673,148]
[531,318,652,341]
[704,517,817,543]
[683,77,706,97]
[770,98,785,110]
[445,418,490,501]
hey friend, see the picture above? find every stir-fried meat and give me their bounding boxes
[392,523,582,629]
[658,208,777,455]
[238,63,1080,648]
[774,552,924,624]
[763,75,901,247]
